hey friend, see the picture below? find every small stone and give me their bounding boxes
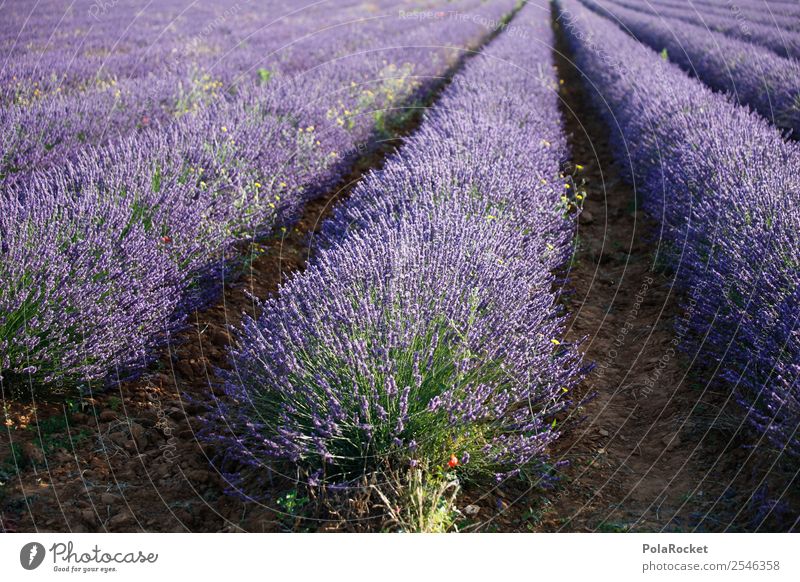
[136,413,157,428]
[173,508,193,526]
[178,429,195,440]
[464,504,480,517]
[662,434,680,450]
[80,509,97,524]
[128,422,146,448]
[210,329,231,346]
[579,210,595,225]
[99,410,117,422]
[53,451,72,463]
[598,428,610,437]
[21,441,45,464]
[108,511,134,529]
[175,359,194,378]
[186,469,210,484]
[191,360,206,375]
[155,463,172,478]
[109,432,128,446]
[165,407,184,419]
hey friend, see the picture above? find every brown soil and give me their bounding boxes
[527,37,706,533]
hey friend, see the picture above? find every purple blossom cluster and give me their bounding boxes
[0,0,517,395]
[579,0,800,136]
[605,0,800,59]
[557,0,800,456]
[206,3,584,487]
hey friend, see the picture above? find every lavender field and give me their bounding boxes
[0,0,798,534]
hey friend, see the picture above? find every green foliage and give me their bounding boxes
[257,68,272,84]
[373,467,461,532]
[255,312,514,483]
[107,396,122,412]
[275,489,310,530]
[1,442,28,473]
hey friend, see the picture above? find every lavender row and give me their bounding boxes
[1,0,437,118]
[0,0,517,396]
[625,0,800,44]
[580,0,800,136]
[606,0,800,59]
[1,0,482,186]
[557,0,800,456]
[204,3,583,488]
[642,0,800,32]
[1,0,376,102]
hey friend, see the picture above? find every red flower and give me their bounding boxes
[448,454,459,469]
[161,235,172,244]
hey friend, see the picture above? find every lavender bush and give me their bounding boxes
[0,182,184,395]
[580,0,800,136]
[206,3,584,490]
[557,0,800,456]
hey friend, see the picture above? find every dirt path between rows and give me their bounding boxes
[536,39,706,532]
